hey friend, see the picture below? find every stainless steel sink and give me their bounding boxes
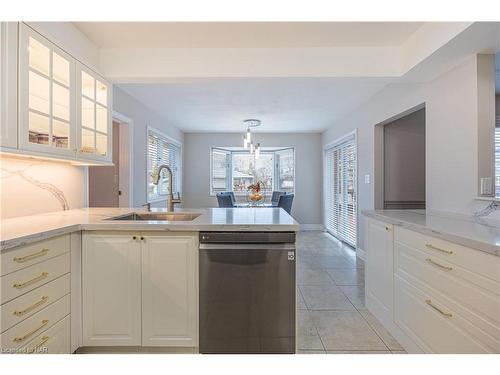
[107,212,201,221]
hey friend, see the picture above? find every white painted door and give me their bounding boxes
[141,234,198,347]
[82,232,141,346]
[0,22,18,149]
[365,218,394,321]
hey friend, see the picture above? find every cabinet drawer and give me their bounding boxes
[0,253,70,304]
[20,315,71,354]
[0,274,70,333]
[1,235,70,276]
[0,293,70,350]
[394,227,500,283]
[394,275,498,353]
[395,241,500,331]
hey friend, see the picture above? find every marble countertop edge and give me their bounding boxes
[362,210,500,257]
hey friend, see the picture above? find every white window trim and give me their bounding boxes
[146,126,183,204]
[209,147,295,196]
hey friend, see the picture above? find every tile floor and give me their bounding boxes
[296,231,406,354]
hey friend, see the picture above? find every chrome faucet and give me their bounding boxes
[151,164,181,212]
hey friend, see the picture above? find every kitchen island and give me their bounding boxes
[0,207,298,354]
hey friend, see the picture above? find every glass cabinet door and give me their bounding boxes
[76,63,112,162]
[18,24,75,157]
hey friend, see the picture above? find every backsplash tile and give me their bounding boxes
[0,156,85,219]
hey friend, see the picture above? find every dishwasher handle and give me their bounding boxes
[199,243,296,251]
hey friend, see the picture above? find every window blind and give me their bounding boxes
[324,136,357,247]
[147,128,182,202]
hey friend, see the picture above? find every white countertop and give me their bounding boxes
[0,207,299,251]
[362,209,500,257]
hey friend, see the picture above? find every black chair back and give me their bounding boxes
[278,194,294,214]
[216,192,235,208]
[271,191,286,206]
[219,191,236,205]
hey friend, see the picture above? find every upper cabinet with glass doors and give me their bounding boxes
[15,23,112,164]
[76,63,112,162]
[18,24,76,158]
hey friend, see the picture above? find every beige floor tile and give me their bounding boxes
[300,284,356,311]
[299,255,354,269]
[326,268,365,286]
[297,287,307,310]
[297,310,324,350]
[310,310,387,351]
[359,310,404,351]
[339,285,366,310]
[298,268,335,285]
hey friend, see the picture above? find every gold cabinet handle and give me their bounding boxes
[13,320,49,342]
[13,272,49,289]
[425,258,453,271]
[29,336,50,353]
[425,299,453,318]
[13,296,49,317]
[13,248,49,263]
[425,244,453,255]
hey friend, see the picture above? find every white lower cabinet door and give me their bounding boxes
[365,218,394,322]
[141,234,198,347]
[82,233,141,346]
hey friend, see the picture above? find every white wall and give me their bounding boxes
[113,87,184,208]
[183,133,323,226]
[322,54,498,250]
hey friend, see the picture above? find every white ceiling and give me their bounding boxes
[118,78,391,133]
[74,22,423,48]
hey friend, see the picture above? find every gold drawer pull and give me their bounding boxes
[425,299,453,318]
[13,319,49,342]
[425,244,453,255]
[425,258,453,271]
[33,335,50,351]
[13,296,49,317]
[13,272,49,289]
[13,248,49,263]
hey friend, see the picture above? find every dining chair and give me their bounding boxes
[216,192,235,207]
[278,194,294,214]
[271,191,286,207]
[219,191,236,206]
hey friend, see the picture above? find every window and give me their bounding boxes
[324,134,357,247]
[147,127,182,202]
[210,147,295,195]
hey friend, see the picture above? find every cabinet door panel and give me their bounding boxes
[365,218,394,320]
[0,22,18,148]
[82,233,141,346]
[18,23,76,158]
[142,235,198,347]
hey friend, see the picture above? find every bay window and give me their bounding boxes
[210,147,295,195]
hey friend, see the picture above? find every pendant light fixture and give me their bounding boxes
[243,119,261,155]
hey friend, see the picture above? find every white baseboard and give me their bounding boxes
[299,224,325,231]
[356,247,366,260]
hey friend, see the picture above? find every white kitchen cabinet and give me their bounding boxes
[141,234,198,347]
[75,62,112,163]
[0,22,19,149]
[82,233,142,346]
[82,232,199,348]
[365,218,394,324]
[18,23,77,158]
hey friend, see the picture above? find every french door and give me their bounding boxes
[324,134,357,247]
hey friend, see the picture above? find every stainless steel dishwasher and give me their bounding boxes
[199,231,296,354]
